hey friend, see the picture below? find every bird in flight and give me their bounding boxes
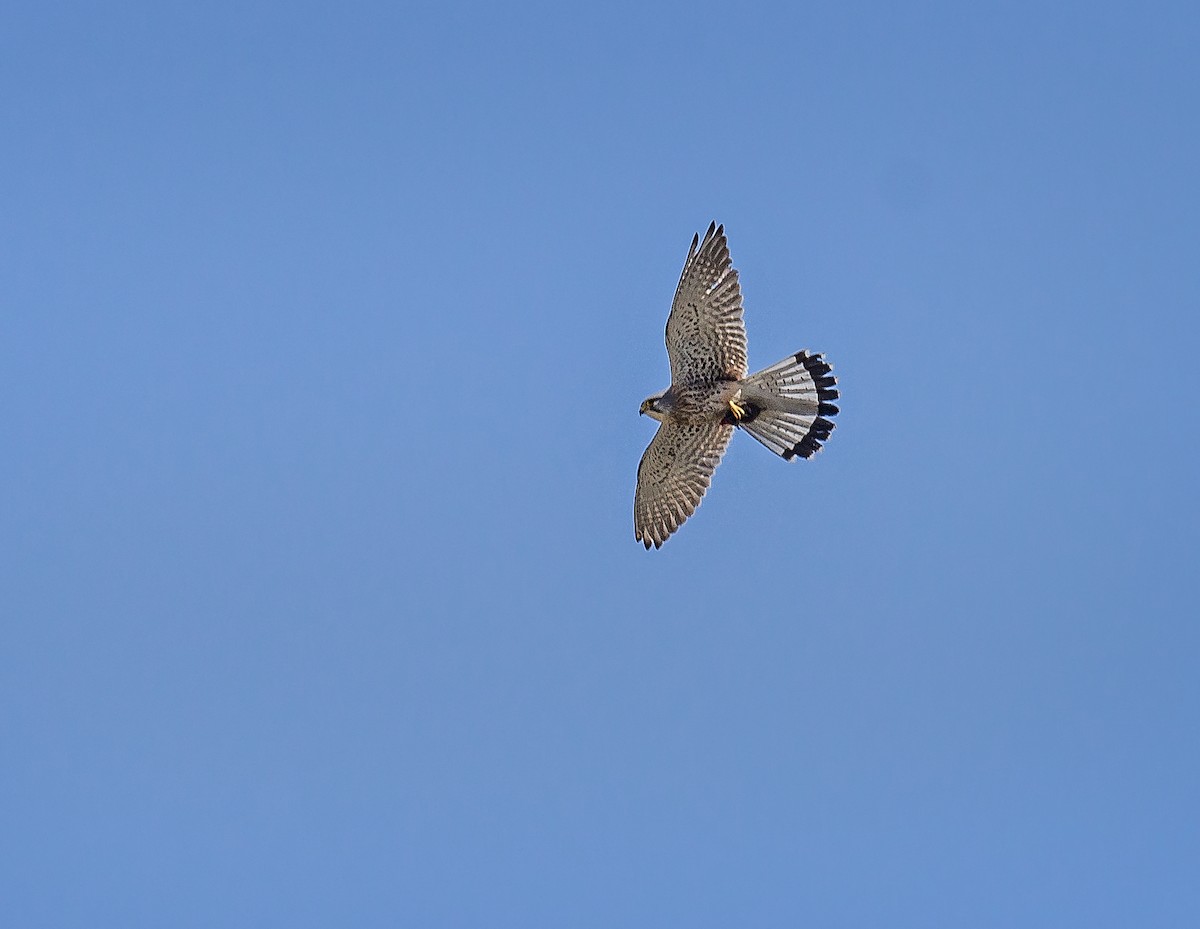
[634,222,839,549]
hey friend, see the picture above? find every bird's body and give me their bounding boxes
[641,379,742,424]
[634,223,839,549]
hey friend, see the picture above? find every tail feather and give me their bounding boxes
[738,350,840,460]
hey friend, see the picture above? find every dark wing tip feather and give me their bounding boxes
[698,221,723,253]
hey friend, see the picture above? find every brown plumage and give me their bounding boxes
[634,223,840,549]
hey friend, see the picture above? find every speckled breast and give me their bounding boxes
[671,378,740,421]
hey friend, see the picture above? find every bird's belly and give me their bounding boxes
[672,380,740,421]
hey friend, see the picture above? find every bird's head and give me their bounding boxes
[640,392,669,422]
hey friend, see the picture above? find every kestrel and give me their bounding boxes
[634,222,840,549]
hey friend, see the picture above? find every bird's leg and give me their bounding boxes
[728,398,747,421]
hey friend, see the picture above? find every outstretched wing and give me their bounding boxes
[634,420,734,549]
[665,222,747,384]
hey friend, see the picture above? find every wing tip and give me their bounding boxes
[698,220,724,250]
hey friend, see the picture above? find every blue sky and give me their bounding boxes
[3,2,1198,925]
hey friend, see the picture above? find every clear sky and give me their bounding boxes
[3,2,1198,926]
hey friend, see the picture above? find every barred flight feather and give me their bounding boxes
[738,350,839,460]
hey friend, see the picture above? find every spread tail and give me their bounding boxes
[737,351,840,460]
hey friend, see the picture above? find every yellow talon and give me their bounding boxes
[729,399,746,421]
